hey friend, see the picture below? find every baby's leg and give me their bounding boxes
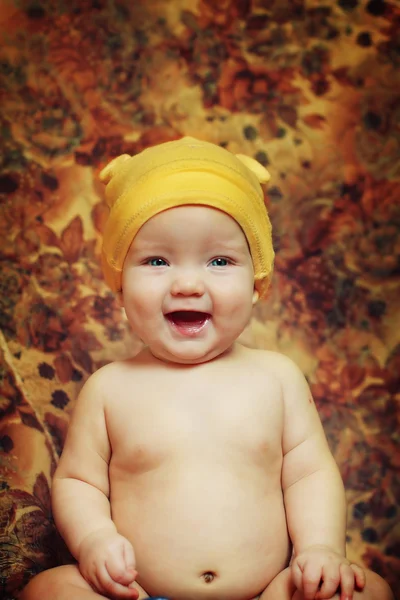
[19,564,150,600]
[260,566,394,600]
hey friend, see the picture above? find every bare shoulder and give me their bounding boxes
[76,360,124,396]
[237,344,304,381]
[82,350,148,392]
[77,349,164,413]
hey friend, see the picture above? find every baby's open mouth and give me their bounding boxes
[165,311,211,336]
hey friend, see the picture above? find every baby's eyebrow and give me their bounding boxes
[129,236,249,257]
[207,240,249,253]
[129,239,168,253]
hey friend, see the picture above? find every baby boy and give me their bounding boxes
[21,137,393,600]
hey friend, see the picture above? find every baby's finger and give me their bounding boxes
[87,569,103,595]
[338,563,355,600]
[316,563,340,598]
[106,552,135,587]
[351,564,366,590]
[98,563,138,599]
[123,541,137,576]
[302,563,323,600]
[290,560,304,591]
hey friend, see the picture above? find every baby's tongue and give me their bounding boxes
[167,311,209,335]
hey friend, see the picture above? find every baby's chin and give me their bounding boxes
[147,342,233,365]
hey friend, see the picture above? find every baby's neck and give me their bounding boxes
[142,343,241,368]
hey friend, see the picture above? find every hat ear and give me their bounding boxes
[235,154,271,184]
[99,154,131,185]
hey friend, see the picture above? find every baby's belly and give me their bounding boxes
[111,465,290,600]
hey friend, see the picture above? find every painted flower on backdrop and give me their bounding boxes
[355,93,400,181]
[217,58,301,137]
[328,177,400,290]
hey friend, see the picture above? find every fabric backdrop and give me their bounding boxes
[0,0,399,598]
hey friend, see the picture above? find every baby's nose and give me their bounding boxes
[170,271,205,296]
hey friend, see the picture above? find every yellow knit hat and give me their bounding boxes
[100,136,274,299]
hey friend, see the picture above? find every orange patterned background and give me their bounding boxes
[0,0,399,598]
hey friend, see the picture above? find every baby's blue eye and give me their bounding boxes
[148,258,167,266]
[210,257,229,267]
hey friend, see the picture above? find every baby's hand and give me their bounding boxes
[78,528,138,599]
[291,545,366,600]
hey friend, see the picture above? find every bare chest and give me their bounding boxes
[106,370,283,474]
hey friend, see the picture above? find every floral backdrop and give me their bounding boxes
[0,0,399,598]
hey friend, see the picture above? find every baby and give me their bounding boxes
[21,138,394,600]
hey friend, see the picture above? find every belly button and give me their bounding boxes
[202,571,216,583]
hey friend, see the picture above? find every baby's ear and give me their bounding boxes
[252,289,259,305]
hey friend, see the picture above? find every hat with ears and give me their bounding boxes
[100,136,274,299]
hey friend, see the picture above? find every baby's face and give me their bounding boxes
[121,205,256,364]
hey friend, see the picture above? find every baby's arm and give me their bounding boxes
[52,368,139,599]
[278,356,365,600]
